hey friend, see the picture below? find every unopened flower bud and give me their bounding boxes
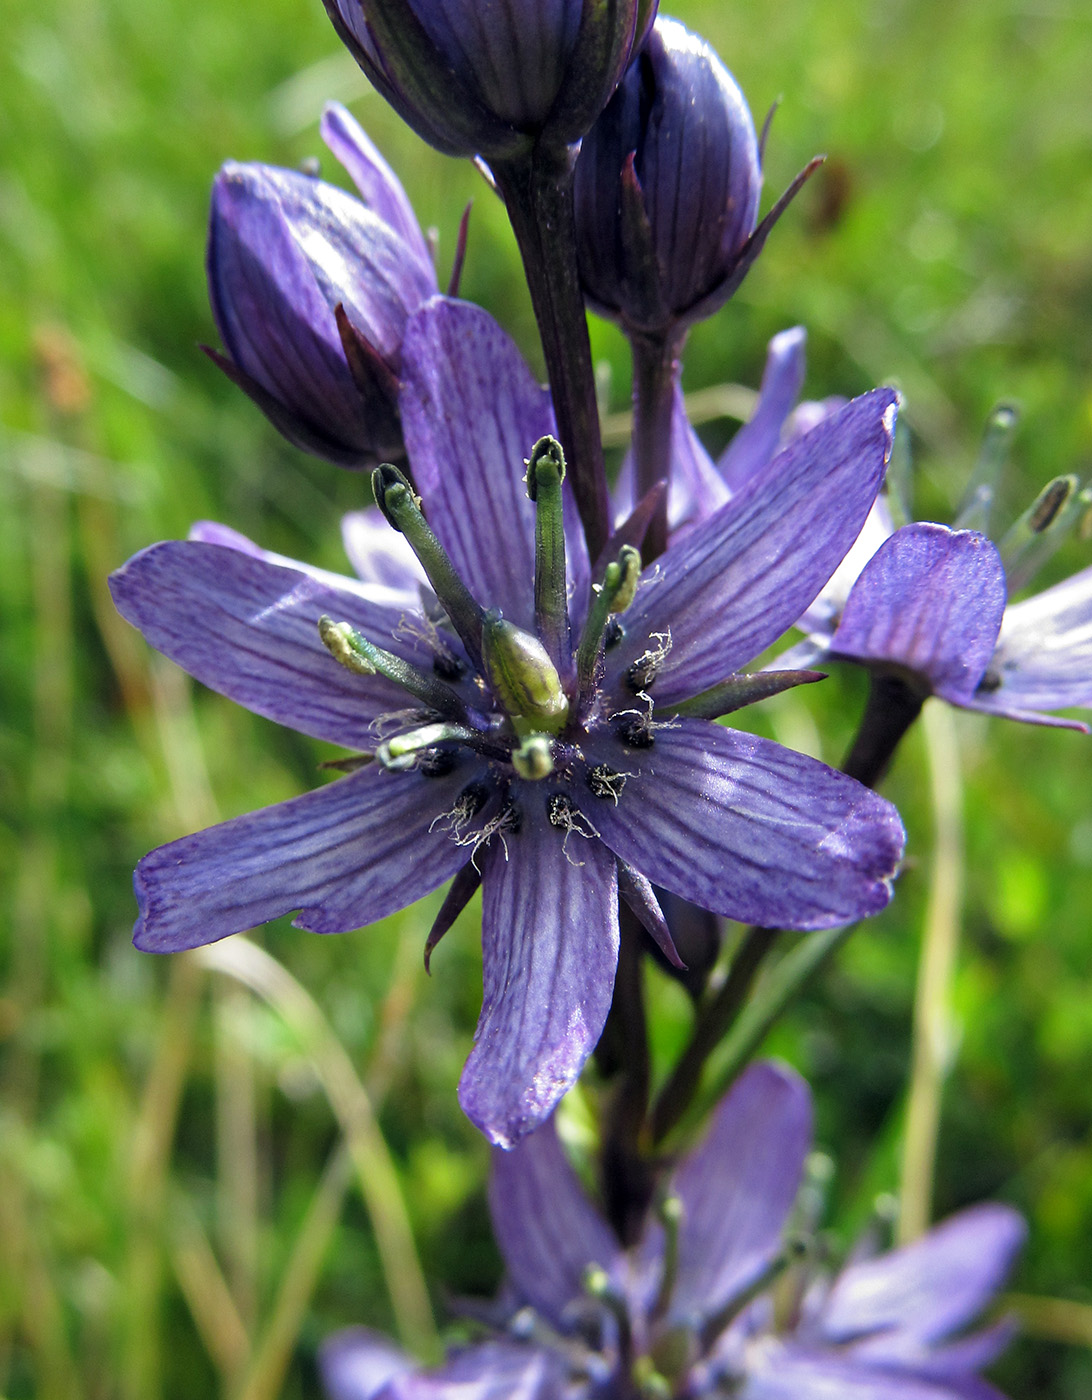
[323,0,659,161]
[574,17,764,335]
[206,109,436,468]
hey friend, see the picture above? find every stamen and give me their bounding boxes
[430,781,490,838]
[586,763,629,802]
[583,1265,631,1365]
[999,475,1088,594]
[482,609,570,736]
[625,631,672,694]
[376,721,475,770]
[651,1194,684,1322]
[371,463,486,668]
[318,616,466,719]
[954,402,1019,533]
[699,1236,808,1352]
[526,435,570,668]
[666,669,826,720]
[575,544,642,694]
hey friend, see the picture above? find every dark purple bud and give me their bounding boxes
[206,121,436,468]
[575,17,811,335]
[322,0,655,161]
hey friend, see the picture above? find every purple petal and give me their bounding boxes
[581,721,904,931]
[382,1342,567,1400]
[320,103,433,273]
[340,507,428,600]
[739,1351,990,1400]
[613,382,730,532]
[110,539,431,748]
[830,525,1006,700]
[962,563,1092,723]
[489,1116,622,1328]
[819,1204,1026,1349]
[320,1328,415,1400]
[654,1062,812,1321]
[717,327,807,494]
[609,390,897,701]
[400,298,589,630]
[458,802,619,1147]
[133,762,481,951]
[850,1320,1018,1378]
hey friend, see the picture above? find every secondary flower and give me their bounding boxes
[111,295,903,1147]
[207,102,437,467]
[319,1062,1025,1400]
[322,0,658,161]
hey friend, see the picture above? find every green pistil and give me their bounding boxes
[482,609,569,737]
[999,474,1088,594]
[954,402,1019,533]
[576,545,642,694]
[318,616,465,719]
[527,435,570,668]
[371,464,486,669]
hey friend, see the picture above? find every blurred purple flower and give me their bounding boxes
[319,1062,1024,1400]
[206,102,436,467]
[576,17,813,337]
[322,0,658,161]
[111,296,903,1147]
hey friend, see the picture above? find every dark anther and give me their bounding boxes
[432,648,465,682]
[1031,478,1072,533]
[419,746,459,778]
[547,792,577,829]
[454,781,490,820]
[626,655,659,692]
[587,764,627,800]
[604,617,626,649]
[616,712,655,748]
[500,800,523,836]
[976,667,1002,694]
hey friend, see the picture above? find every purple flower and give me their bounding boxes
[319,1062,1024,1400]
[785,510,1092,734]
[111,296,903,1147]
[575,17,771,337]
[206,102,437,468]
[322,0,658,161]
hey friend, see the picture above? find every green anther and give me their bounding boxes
[576,545,642,693]
[954,402,1020,533]
[583,1264,631,1348]
[318,616,465,718]
[527,436,570,667]
[482,610,570,737]
[667,669,826,721]
[631,1357,672,1400]
[998,474,1083,594]
[512,733,555,781]
[371,463,486,668]
[377,721,474,770]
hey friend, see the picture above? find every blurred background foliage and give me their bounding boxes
[2,0,1092,1395]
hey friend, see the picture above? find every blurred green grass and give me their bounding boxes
[2,0,1092,1394]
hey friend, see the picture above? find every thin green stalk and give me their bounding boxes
[897,701,964,1243]
[197,937,438,1361]
[1003,1293,1092,1349]
[216,982,260,1333]
[169,1197,251,1390]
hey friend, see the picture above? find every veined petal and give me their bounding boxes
[819,1204,1026,1349]
[382,1342,567,1400]
[489,1116,623,1329]
[320,1328,415,1400]
[830,525,1006,700]
[738,1352,996,1400]
[966,563,1092,718]
[133,761,481,952]
[340,507,429,602]
[609,390,897,702]
[458,804,619,1147]
[110,539,431,748]
[581,721,904,930]
[401,298,589,629]
[320,102,434,273]
[654,1062,812,1321]
[717,327,806,494]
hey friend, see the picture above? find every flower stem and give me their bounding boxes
[630,330,685,563]
[897,700,963,1243]
[493,148,611,560]
[840,672,925,787]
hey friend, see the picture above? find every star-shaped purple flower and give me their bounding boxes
[319,1062,1025,1400]
[111,295,903,1147]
